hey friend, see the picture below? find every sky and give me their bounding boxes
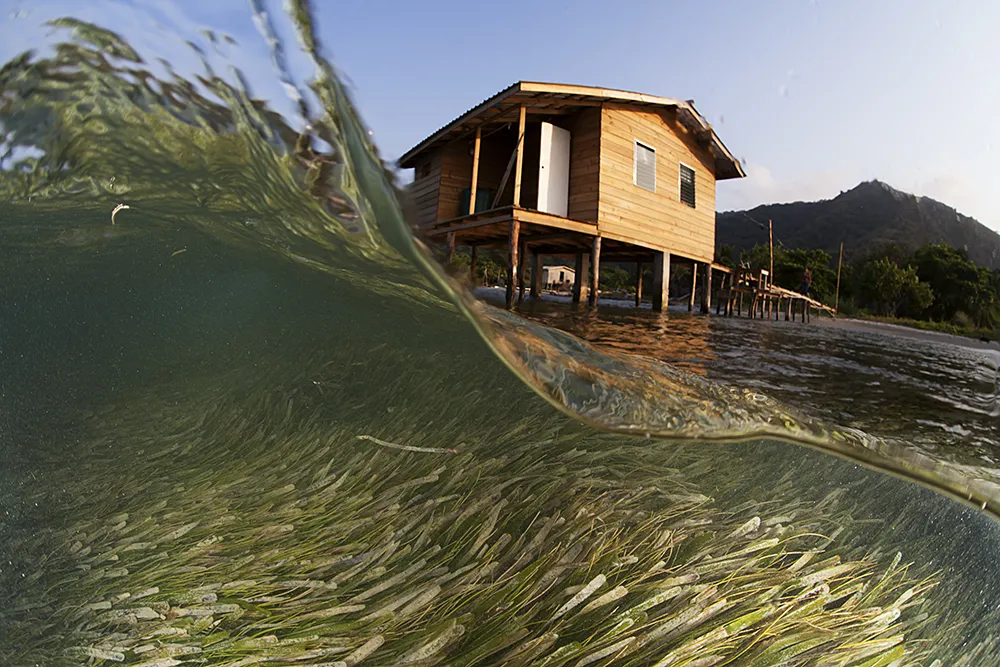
[3,0,999,230]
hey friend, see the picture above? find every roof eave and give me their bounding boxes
[398,81,524,168]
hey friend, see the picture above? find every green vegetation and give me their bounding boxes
[730,240,1000,340]
[717,180,1000,270]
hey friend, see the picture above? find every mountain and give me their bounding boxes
[716,180,1000,269]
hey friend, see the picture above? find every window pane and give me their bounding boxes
[635,142,656,192]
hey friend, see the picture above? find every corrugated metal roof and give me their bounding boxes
[397,81,744,180]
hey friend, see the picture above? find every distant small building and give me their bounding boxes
[400,81,744,310]
[542,264,575,291]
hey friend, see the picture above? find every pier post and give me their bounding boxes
[470,246,478,285]
[689,262,698,312]
[588,236,602,307]
[635,261,643,307]
[785,298,791,321]
[572,251,590,304]
[446,232,456,265]
[530,251,541,298]
[652,251,670,312]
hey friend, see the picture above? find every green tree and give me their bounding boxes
[600,265,634,293]
[858,258,933,317]
[911,244,998,326]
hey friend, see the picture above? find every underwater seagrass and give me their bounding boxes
[1,2,1000,666]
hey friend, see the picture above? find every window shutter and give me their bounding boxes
[634,142,656,192]
[680,164,696,208]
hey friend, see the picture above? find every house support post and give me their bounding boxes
[689,262,698,312]
[572,251,590,304]
[530,251,541,298]
[470,246,478,285]
[635,261,643,307]
[446,232,456,265]
[517,239,527,303]
[652,251,670,312]
[701,264,713,313]
[505,219,520,309]
[588,236,602,307]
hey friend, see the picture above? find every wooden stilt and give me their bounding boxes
[517,240,527,303]
[785,297,791,321]
[470,245,478,284]
[688,262,698,312]
[701,264,713,314]
[652,251,670,312]
[716,273,724,315]
[446,232,456,265]
[572,251,589,304]
[530,251,541,298]
[505,219,520,309]
[588,236,602,307]
[738,292,744,317]
[635,261,643,308]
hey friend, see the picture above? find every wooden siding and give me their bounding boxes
[597,103,717,262]
[563,108,601,223]
[410,153,441,227]
[437,141,474,220]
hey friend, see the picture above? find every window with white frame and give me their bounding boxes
[679,163,696,208]
[634,141,656,192]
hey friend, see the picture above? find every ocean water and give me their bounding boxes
[2,3,1000,665]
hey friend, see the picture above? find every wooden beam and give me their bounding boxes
[531,251,541,298]
[688,262,698,312]
[635,261,643,308]
[506,218,520,309]
[446,232,456,265]
[588,236,602,307]
[512,208,598,236]
[470,245,478,285]
[512,105,527,207]
[652,251,670,312]
[468,127,481,215]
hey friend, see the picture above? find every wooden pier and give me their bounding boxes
[713,267,835,322]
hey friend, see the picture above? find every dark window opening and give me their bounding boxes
[680,163,696,208]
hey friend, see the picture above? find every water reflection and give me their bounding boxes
[504,292,1000,466]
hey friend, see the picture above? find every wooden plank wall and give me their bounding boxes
[437,141,474,220]
[597,103,717,262]
[410,152,442,227]
[557,108,601,223]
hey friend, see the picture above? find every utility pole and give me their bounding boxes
[768,219,774,279]
[835,242,844,312]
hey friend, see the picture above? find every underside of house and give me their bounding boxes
[399,81,746,310]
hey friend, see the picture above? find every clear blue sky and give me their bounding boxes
[4,0,999,230]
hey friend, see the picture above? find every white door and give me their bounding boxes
[538,122,571,217]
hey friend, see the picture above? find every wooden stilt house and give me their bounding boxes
[399,81,745,310]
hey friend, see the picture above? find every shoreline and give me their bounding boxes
[816,315,999,350]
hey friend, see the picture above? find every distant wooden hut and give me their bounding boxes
[399,81,745,310]
[541,264,575,291]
